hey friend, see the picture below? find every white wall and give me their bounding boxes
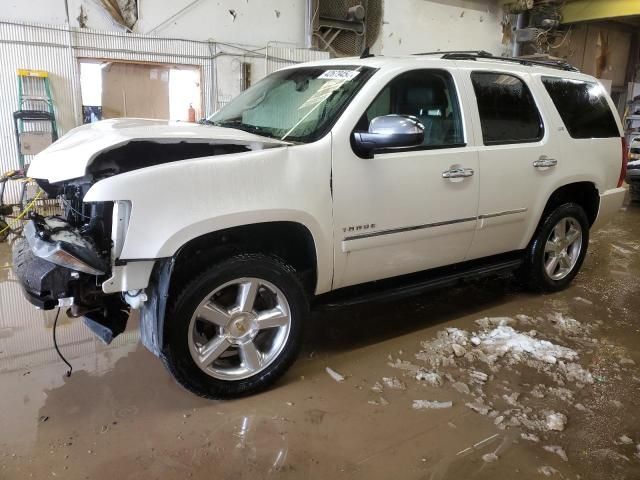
[4,0,69,25]
[4,0,507,54]
[373,0,506,56]
[3,0,306,46]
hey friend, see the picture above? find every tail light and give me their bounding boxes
[619,137,629,187]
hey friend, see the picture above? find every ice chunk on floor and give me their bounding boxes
[477,326,578,364]
[325,367,345,382]
[545,412,567,431]
[382,376,406,390]
[412,400,452,410]
[543,445,568,462]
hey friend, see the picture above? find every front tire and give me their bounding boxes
[161,253,307,399]
[521,203,589,292]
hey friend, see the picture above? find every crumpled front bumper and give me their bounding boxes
[12,237,75,309]
[12,218,106,309]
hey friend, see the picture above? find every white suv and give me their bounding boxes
[13,51,627,398]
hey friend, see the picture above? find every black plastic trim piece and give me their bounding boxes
[374,142,467,155]
[314,251,524,310]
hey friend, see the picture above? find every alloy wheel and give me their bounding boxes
[188,277,292,380]
[543,217,583,281]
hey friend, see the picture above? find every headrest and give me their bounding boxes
[405,85,447,109]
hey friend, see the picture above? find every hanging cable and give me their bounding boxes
[52,308,73,377]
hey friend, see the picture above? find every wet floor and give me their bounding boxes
[1,203,639,480]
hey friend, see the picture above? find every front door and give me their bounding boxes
[331,68,479,289]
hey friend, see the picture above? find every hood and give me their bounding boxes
[27,118,289,183]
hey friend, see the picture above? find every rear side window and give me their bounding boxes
[471,72,543,145]
[541,77,619,139]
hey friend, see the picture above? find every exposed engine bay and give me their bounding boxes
[14,139,256,344]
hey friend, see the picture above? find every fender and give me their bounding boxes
[84,136,335,294]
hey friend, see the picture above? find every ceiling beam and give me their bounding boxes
[561,0,640,24]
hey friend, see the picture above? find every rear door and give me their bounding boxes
[462,68,563,260]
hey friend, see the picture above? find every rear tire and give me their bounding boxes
[161,253,307,399]
[520,203,589,292]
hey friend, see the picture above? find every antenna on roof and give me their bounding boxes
[360,47,374,59]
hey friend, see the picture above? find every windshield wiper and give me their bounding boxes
[209,120,276,139]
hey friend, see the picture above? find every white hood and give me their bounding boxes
[27,118,289,183]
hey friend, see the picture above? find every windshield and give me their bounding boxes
[207,65,375,143]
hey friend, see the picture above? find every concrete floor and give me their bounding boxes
[1,203,639,480]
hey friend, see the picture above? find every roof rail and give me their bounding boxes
[413,50,579,72]
[414,50,493,57]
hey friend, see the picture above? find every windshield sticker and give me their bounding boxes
[318,70,360,81]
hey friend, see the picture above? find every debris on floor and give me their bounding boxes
[387,314,602,435]
[412,400,452,410]
[481,452,498,463]
[619,435,633,445]
[543,445,568,462]
[368,396,390,406]
[325,366,345,382]
[545,412,567,432]
[382,376,406,390]
[538,465,560,477]
[370,381,384,393]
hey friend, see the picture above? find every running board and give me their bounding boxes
[314,253,524,310]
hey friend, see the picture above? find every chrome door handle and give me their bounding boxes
[442,167,474,179]
[533,156,558,168]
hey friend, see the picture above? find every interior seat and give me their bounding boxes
[401,85,450,145]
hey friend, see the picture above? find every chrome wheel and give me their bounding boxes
[543,217,583,281]
[188,277,291,381]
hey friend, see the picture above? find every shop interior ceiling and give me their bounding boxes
[98,0,138,30]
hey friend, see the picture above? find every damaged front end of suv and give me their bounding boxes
[12,118,285,346]
[13,180,131,342]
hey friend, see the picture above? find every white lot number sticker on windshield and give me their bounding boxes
[318,70,360,81]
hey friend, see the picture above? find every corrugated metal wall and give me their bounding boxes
[0,20,329,203]
[266,43,330,75]
[0,21,79,203]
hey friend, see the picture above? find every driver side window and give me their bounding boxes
[356,69,465,148]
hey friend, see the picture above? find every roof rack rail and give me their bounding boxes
[413,50,579,72]
[414,50,493,57]
[441,51,579,72]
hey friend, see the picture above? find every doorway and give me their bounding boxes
[79,60,202,123]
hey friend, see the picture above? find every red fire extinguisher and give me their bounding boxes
[187,103,196,122]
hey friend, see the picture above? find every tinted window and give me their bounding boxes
[541,77,619,139]
[356,70,464,148]
[471,72,543,145]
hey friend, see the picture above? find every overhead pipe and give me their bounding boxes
[512,11,528,57]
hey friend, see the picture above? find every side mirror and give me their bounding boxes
[352,114,425,158]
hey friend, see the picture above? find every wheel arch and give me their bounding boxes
[541,181,600,227]
[139,221,320,361]
[170,221,320,297]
